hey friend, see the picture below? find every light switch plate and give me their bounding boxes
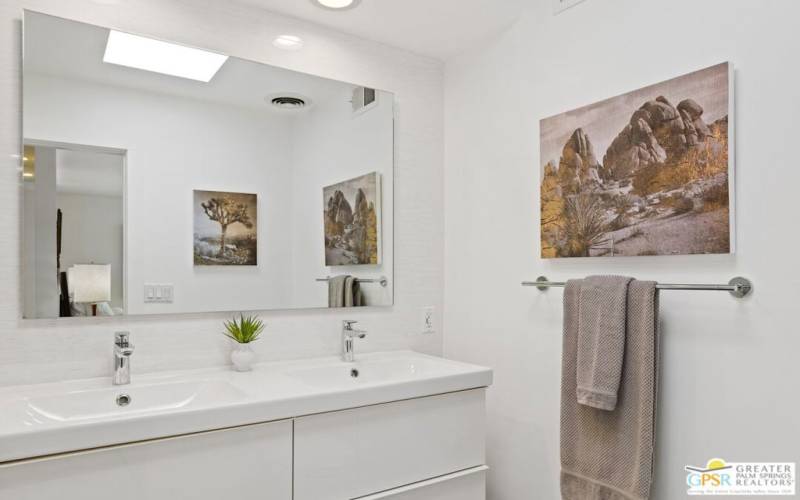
[145,283,174,303]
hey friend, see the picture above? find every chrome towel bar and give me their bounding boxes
[522,276,753,298]
[316,276,389,288]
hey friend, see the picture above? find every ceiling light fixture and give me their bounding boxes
[272,35,305,51]
[103,30,228,82]
[311,0,361,10]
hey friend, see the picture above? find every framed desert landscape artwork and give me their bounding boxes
[324,172,382,266]
[540,62,734,258]
[193,190,258,266]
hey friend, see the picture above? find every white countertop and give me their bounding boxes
[0,351,492,464]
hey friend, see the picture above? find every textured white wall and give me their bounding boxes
[0,0,443,386]
[444,1,800,499]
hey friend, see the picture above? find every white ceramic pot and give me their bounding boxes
[231,343,256,372]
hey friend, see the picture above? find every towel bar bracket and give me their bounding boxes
[727,277,753,298]
[523,276,753,298]
[534,275,551,292]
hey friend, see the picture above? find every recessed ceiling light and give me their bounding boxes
[272,35,304,51]
[103,30,228,82]
[311,0,361,10]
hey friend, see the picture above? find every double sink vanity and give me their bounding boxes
[0,342,492,500]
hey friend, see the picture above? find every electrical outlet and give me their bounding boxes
[421,306,435,334]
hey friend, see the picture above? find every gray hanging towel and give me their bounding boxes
[329,275,365,308]
[328,275,348,308]
[353,279,364,307]
[344,276,359,308]
[577,275,634,411]
[561,279,660,500]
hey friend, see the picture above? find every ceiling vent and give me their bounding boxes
[351,86,377,115]
[270,96,307,110]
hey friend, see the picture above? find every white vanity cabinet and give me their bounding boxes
[356,466,487,500]
[294,389,486,500]
[0,420,293,500]
[0,352,492,500]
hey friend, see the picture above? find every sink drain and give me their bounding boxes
[116,394,132,407]
[350,368,359,378]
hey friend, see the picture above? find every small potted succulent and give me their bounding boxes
[223,313,265,372]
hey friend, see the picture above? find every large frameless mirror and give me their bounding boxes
[22,11,394,319]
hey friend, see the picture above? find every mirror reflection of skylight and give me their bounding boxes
[103,30,228,82]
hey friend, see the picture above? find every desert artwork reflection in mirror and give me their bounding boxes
[540,62,734,258]
[22,11,394,318]
[194,191,258,266]
[324,172,381,266]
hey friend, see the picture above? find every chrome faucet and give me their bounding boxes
[341,320,367,362]
[113,331,135,385]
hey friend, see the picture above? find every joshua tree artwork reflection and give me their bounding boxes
[194,190,257,266]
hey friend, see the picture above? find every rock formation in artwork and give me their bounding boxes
[324,180,380,265]
[557,128,603,192]
[602,96,713,180]
[324,190,354,253]
[352,188,369,225]
[326,190,354,228]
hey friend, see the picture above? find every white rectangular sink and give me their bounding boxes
[0,351,491,464]
[24,380,247,423]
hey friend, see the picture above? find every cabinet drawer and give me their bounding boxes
[0,420,293,500]
[294,388,486,500]
[355,466,487,500]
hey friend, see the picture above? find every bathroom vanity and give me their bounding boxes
[0,351,492,500]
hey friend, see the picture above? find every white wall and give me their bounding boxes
[25,74,296,314]
[289,93,394,308]
[0,0,443,386]
[443,1,800,499]
[56,191,124,310]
